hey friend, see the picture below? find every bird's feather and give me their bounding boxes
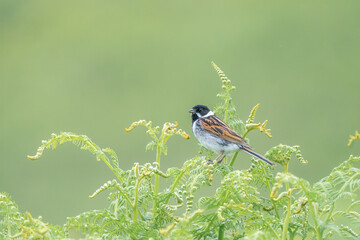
[199,115,251,148]
[241,146,275,166]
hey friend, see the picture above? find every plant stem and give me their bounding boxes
[197,214,217,240]
[164,170,186,204]
[326,172,360,222]
[229,130,250,167]
[197,182,235,239]
[133,181,139,221]
[303,190,321,240]
[132,208,137,221]
[114,196,118,219]
[137,209,145,221]
[229,152,238,167]
[260,164,280,219]
[224,90,230,124]
[154,144,161,195]
[115,186,133,209]
[218,224,225,240]
[133,174,147,221]
[242,207,280,239]
[6,210,11,237]
[281,163,291,240]
[152,144,162,219]
[100,155,123,183]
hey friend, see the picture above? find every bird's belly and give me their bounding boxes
[194,127,239,154]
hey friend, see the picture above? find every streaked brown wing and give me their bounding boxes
[200,115,251,148]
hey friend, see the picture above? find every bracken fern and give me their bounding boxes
[1,62,359,239]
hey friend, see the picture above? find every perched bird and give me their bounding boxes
[189,104,275,165]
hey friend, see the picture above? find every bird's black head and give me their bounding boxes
[188,105,211,123]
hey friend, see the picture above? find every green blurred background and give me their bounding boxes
[1,0,360,225]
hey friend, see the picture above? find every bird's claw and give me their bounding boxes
[206,159,214,165]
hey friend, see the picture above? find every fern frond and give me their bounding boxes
[347,200,360,211]
[27,132,124,183]
[145,141,156,151]
[332,211,360,224]
[212,61,236,124]
[348,130,360,146]
[10,212,50,240]
[339,224,359,239]
[0,193,23,238]
[102,148,119,169]
[89,180,121,199]
[64,209,124,237]
[246,104,260,124]
[228,118,246,137]
[265,144,307,166]
[27,132,98,160]
[243,230,274,240]
[128,220,162,239]
[217,200,245,221]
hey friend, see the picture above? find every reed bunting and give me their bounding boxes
[189,104,275,165]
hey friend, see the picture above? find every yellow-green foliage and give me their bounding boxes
[348,130,360,146]
[1,63,360,240]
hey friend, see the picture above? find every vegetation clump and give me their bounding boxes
[1,63,359,239]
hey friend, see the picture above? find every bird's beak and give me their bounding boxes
[188,108,195,113]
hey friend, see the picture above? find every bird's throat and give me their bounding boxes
[191,113,199,124]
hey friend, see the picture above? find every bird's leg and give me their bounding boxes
[214,151,225,164]
[217,155,226,164]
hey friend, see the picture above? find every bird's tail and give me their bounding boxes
[241,146,275,166]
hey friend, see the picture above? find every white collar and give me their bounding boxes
[201,111,214,118]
